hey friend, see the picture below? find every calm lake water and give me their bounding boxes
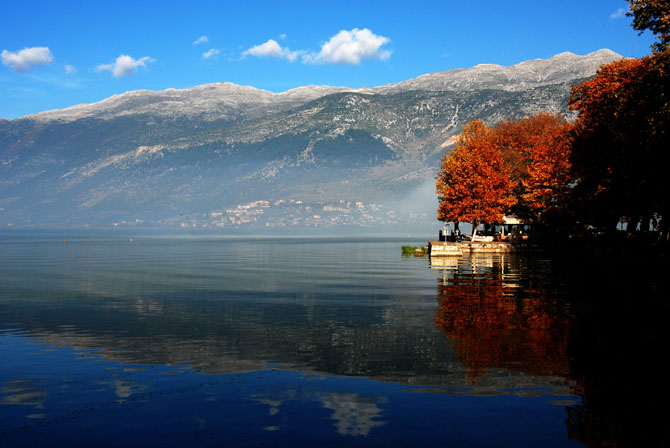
[1,233,668,447]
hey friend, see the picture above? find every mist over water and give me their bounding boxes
[386,177,476,237]
[376,178,442,236]
[388,178,438,217]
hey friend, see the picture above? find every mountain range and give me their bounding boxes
[0,49,621,231]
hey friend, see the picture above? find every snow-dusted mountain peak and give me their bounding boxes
[20,49,622,123]
[372,49,622,94]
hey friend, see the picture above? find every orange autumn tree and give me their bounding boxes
[563,1,670,234]
[436,119,516,239]
[568,52,669,232]
[568,58,646,229]
[437,114,573,234]
[496,113,573,220]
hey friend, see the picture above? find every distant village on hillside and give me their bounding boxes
[106,198,430,231]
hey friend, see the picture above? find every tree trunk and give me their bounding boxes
[641,214,651,232]
[658,217,669,243]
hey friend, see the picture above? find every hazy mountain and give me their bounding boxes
[0,49,621,231]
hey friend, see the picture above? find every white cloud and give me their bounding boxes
[242,39,301,62]
[95,54,155,77]
[610,7,627,19]
[304,28,391,65]
[193,35,209,45]
[241,29,390,65]
[1,46,54,73]
[244,39,283,58]
[65,64,77,74]
[202,48,220,59]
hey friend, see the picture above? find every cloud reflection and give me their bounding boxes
[252,388,386,437]
[1,379,48,409]
[320,392,385,437]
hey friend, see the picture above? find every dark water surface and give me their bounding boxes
[1,233,668,447]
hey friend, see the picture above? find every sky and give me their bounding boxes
[0,0,656,120]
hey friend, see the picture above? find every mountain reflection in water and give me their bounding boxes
[1,234,668,447]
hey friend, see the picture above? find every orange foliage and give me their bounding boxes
[436,120,516,225]
[496,113,573,217]
[567,58,646,217]
[436,114,573,225]
[568,52,669,229]
[629,0,670,52]
[569,58,646,134]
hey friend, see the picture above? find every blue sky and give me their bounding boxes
[0,0,655,119]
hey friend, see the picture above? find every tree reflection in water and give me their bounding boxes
[435,275,571,379]
[432,254,670,447]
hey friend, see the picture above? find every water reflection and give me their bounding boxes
[252,388,386,437]
[431,253,670,447]
[2,235,669,446]
[321,393,386,436]
[112,380,145,399]
[433,255,572,379]
[1,380,47,409]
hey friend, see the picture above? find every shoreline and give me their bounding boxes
[428,240,537,256]
[428,235,670,264]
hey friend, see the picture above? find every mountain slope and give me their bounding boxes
[0,50,622,230]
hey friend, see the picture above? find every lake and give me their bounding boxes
[1,233,667,447]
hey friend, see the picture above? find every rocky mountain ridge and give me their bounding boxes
[22,49,619,123]
[0,49,622,230]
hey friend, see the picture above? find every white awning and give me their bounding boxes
[502,215,527,225]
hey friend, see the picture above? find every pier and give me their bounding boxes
[428,240,538,256]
